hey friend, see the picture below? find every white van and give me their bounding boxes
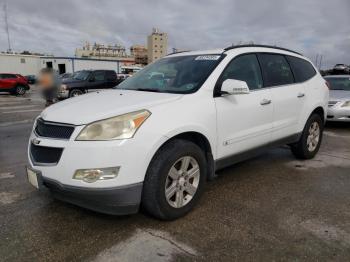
[27,45,329,220]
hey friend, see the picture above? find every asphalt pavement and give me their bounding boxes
[0,88,350,261]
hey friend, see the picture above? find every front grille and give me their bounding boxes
[328,101,338,107]
[30,144,63,165]
[35,118,75,139]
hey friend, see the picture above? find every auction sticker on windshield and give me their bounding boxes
[195,55,221,60]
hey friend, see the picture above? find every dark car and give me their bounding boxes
[24,75,37,84]
[333,64,350,74]
[58,70,118,98]
[58,72,73,80]
[0,73,30,95]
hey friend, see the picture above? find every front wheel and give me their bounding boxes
[290,113,323,159]
[142,139,207,220]
[69,89,84,97]
[15,85,26,96]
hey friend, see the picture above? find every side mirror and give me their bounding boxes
[89,77,95,82]
[221,79,250,95]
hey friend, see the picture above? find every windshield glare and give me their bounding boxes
[117,55,222,94]
[73,71,90,81]
[326,77,350,91]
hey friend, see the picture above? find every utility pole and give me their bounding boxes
[318,55,323,70]
[3,1,12,53]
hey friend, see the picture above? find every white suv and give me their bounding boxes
[27,45,328,220]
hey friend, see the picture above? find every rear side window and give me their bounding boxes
[286,56,316,82]
[258,54,294,87]
[93,71,106,81]
[1,74,16,79]
[219,54,263,90]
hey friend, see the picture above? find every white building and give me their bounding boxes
[0,53,41,75]
[0,53,136,76]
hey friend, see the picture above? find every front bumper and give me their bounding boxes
[27,119,168,214]
[327,105,350,122]
[34,170,142,215]
[57,89,69,98]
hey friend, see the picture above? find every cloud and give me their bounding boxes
[1,0,349,68]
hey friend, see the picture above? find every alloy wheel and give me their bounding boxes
[17,86,25,95]
[165,156,200,208]
[306,121,320,152]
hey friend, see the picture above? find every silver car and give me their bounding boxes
[324,75,350,122]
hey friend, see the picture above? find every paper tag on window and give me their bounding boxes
[195,55,221,61]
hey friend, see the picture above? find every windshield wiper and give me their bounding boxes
[136,88,160,92]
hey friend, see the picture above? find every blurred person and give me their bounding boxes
[38,68,60,107]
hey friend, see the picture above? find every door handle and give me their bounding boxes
[297,93,305,98]
[260,99,272,105]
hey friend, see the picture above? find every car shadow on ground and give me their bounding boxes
[325,122,350,129]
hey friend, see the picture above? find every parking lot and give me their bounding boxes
[0,89,350,261]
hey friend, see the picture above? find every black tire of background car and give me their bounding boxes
[290,113,323,159]
[69,89,84,97]
[15,85,26,96]
[142,139,207,220]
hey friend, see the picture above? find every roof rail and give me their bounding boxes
[166,50,190,56]
[223,44,302,56]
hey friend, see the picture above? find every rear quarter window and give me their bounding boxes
[106,71,116,81]
[286,56,316,83]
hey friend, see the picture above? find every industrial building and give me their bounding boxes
[0,28,169,76]
[147,28,168,63]
[0,53,135,76]
[130,45,148,65]
[75,42,135,63]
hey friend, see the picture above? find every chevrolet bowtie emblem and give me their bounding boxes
[32,138,41,145]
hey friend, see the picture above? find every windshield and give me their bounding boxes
[73,71,91,81]
[117,55,223,94]
[326,77,350,91]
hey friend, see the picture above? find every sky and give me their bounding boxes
[1,0,349,69]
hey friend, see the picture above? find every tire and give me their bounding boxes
[15,85,26,96]
[69,89,84,97]
[291,113,324,159]
[142,139,207,220]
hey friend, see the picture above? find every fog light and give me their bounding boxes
[73,167,120,183]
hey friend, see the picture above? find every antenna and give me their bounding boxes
[3,1,12,53]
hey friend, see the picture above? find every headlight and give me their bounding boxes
[61,84,67,90]
[76,110,151,141]
[341,101,350,107]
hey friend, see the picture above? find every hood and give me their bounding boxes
[329,90,350,101]
[41,89,182,125]
[62,78,84,85]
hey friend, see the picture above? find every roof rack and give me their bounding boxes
[223,44,302,56]
[166,50,190,56]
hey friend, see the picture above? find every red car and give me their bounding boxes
[0,73,30,95]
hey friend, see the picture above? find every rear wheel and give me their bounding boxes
[69,89,84,97]
[291,113,323,159]
[142,139,207,220]
[15,85,26,96]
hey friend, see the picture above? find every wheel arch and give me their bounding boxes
[311,106,325,123]
[148,131,216,181]
[299,104,326,132]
